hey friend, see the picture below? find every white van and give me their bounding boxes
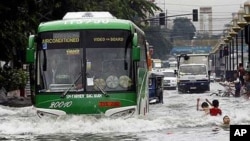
[161,68,177,90]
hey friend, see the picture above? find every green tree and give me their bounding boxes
[0,0,161,65]
[0,0,37,64]
[170,17,196,40]
[145,26,173,60]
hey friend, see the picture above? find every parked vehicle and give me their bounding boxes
[148,72,164,104]
[162,69,177,90]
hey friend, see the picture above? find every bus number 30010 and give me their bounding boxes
[49,101,73,108]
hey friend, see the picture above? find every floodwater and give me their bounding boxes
[0,82,250,141]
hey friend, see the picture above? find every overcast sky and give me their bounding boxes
[153,0,249,35]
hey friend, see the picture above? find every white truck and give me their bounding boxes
[169,60,178,70]
[176,54,211,93]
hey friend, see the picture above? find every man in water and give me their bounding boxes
[222,115,230,127]
[196,98,210,115]
[212,115,230,131]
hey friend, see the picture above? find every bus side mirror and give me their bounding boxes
[132,33,140,61]
[132,47,140,61]
[184,55,189,60]
[26,35,35,63]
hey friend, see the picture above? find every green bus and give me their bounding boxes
[26,12,150,118]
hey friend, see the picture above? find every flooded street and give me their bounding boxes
[1,82,250,141]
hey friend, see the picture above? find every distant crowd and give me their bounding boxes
[222,63,250,99]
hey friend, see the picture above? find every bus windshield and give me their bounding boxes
[179,65,207,75]
[38,30,134,92]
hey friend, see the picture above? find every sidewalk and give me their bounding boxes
[0,89,32,107]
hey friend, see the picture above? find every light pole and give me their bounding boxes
[229,23,238,71]
[219,39,225,78]
[244,0,250,64]
[237,6,247,67]
[226,31,232,71]
[224,37,230,79]
[232,14,241,69]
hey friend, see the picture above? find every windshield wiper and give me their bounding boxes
[61,72,82,98]
[91,76,109,97]
[86,71,108,97]
[61,72,109,98]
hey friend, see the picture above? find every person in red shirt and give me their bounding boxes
[206,99,222,116]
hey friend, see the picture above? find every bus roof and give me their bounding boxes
[63,11,116,20]
[38,12,144,35]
